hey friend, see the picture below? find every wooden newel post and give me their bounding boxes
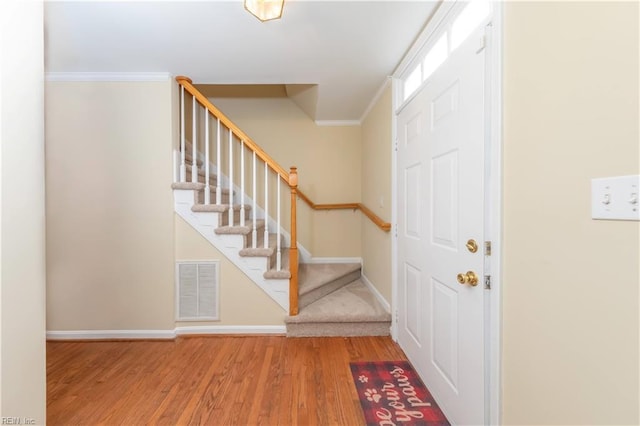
[288,167,299,316]
[175,76,193,85]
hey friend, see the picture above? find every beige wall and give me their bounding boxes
[361,84,393,301]
[502,2,639,424]
[210,97,362,257]
[174,215,285,326]
[0,0,46,422]
[46,80,176,331]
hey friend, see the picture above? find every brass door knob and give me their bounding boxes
[465,239,478,253]
[456,271,479,286]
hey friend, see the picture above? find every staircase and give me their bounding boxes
[173,76,391,337]
[286,263,391,337]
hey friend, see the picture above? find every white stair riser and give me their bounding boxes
[240,256,270,271]
[191,211,221,227]
[217,234,246,251]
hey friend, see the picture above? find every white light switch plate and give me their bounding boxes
[591,175,640,221]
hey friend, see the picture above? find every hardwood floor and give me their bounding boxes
[47,336,408,425]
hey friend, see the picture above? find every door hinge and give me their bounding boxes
[484,275,491,290]
[394,138,399,152]
[484,241,492,256]
[476,34,486,54]
[394,224,398,238]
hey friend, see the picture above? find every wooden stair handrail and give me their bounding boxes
[176,76,289,181]
[297,189,391,232]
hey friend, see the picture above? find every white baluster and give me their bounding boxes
[264,164,269,249]
[240,140,246,227]
[228,129,234,226]
[191,97,198,183]
[216,119,221,205]
[276,175,281,271]
[179,86,186,182]
[204,111,210,205]
[252,152,257,249]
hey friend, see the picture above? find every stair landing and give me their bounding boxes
[286,279,391,337]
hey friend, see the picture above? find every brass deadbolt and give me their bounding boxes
[465,239,478,253]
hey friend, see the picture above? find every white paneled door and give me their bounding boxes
[397,24,487,425]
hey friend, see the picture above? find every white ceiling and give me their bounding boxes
[44,1,440,121]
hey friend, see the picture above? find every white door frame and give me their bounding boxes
[390,2,503,424]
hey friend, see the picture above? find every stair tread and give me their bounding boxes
[191,204,252,213]
[172,182,205,190]
[298,263,361,296]
[264,249,291,279]
[239,234,282,257]
[286,280,391,324]
[172,182,231,193]
[215,219,266,235]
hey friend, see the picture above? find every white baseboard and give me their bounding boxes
[175,325,286,335]
[46,326,287,340]
[305,257,363,265]
[361,273,391,313]
[46,330,176,340]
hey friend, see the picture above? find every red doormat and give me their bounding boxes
[349,361,449,426]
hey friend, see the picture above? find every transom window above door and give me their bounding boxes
[402,0,491,102]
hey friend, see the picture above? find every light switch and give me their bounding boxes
[591,175,640,221]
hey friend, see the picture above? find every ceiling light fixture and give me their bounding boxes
[244,0,285,22]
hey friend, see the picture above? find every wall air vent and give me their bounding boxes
[176,261,220,321]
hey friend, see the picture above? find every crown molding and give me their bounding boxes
[45,72,172,82]
[360,76,392,122]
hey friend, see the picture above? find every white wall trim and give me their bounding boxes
[297,244,313,264]
[392,1,455,79]
[46,325,287,340]
[45,72,172,82]
[361,273,391,313]
[360,77,392,123]
[175,325,286,335]
[305,257,362,265]
[46,330,176,340]
[314,120,361,127]
[390,77,400,341]
[487,4,504,425]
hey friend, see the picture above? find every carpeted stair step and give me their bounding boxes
[239,233,279,257]
[264,248,291,279]
[183,152,204,167]
[195,186,233,205]
[171,181,205,191]
[185,168,217,185]
[297,263,361,309]
[240,234,289,276]
[285,280,391,337]
[215,219,275,249]
[172,182,232,205]
[191,204,252,227]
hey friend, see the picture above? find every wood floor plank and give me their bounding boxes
[47,336,408,425]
